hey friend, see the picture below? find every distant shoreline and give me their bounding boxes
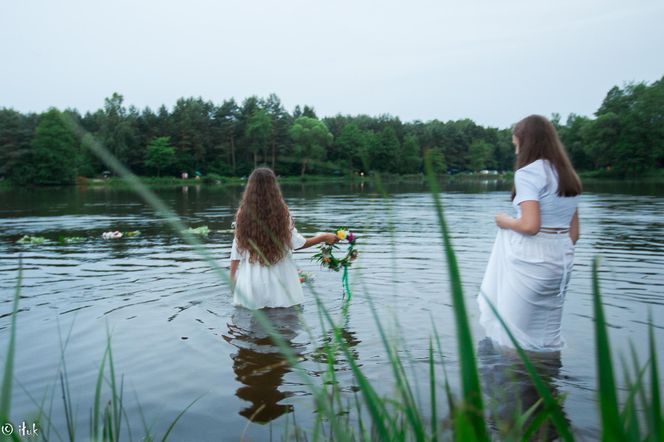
[578,168,664,181]
[2,169,663,190]
[0,172,512,189]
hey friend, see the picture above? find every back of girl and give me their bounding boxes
[478,115,582,352]
[230,168,337,309]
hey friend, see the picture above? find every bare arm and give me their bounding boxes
[569,209,580,245]
[298,233,338,249]
[495,201,541,235]
[230,259,239,285]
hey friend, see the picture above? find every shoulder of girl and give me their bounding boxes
[516,162,539,180]
[517,159,545,173]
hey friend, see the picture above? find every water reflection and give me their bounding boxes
[311,304,361,371]
[478,338,569,441]
[223,307,305,423]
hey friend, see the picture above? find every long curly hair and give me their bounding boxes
[235,168,292,265]
[511,115,582,200]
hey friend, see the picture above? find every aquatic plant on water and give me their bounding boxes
[58,236,86,244]
[16,235,47,245]
[184,226,210,236]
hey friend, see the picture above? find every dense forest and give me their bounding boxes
[0,76,662,185]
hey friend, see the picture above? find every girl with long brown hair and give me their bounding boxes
[230,168,337,309]
[478,115,582,352]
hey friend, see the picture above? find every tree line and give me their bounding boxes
[0,76,662,185]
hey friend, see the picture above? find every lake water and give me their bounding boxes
[1,179,663,440]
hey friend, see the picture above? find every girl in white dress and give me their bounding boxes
[478,115,582,352]
[230,168,337,309]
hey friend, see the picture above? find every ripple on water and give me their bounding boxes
[0,184,663,439]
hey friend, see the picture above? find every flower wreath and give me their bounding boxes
[312,228,358,271]
[312,228,359,299]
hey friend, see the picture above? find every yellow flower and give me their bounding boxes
[336,230,347,240]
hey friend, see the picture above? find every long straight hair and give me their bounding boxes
[235,168,292,265]
[511,115,582,200]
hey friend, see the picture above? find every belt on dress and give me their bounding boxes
[540,227,569,234]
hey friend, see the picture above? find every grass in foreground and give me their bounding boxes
[2,118,663,440]
[0,274,199,442]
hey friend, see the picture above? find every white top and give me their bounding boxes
[230,226,306,309]
[513,159,579,228]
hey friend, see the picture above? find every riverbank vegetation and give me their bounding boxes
[0,76,662,186]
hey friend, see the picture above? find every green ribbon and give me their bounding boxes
[342,264,352,301]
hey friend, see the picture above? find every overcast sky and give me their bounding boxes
[1,0,663,128]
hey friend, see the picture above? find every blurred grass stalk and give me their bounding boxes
[0,266,198,441]
[59,113,352,438]
[2,122,662,441]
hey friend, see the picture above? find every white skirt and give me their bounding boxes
[478,228,574,352]
[233,255,304,310]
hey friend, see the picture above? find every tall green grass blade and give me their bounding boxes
[390,350,426,439]
[25,317,78,442]
[323,345,339,411]
[1,265,21,425]
[122,405,135,442]
[628,342,651,424]
[380,336,424,437]
[518,400,548,442]
[315,298,392,441]
[429,339,438,441]
[14,377,65,442]
[591,257,623,441]
[452,410,474,442]
[331,339,388,440]
[159,395,204,442]
[92,346,110,441]
[43,382,56,442]
[133,390,155,442]
[353,390,367,441]
[103,403,112,441]
[424,153,488,440]
[62,112,353,440]
[620,356,641,441]
[54,317,78,442]
[361,291,425,439]
[0,271,22,442]
[314,305,349,426]
[648,315,663,441]
[619,345,655,440]
[431,322,457,424]
[479,295,573,441]
[117,376,126,441]
[59,371,76,441]
[105,330,122,441]
[389,316,427,416]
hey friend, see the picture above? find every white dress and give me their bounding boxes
[231,227,306,309]
[478,160,579,352]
